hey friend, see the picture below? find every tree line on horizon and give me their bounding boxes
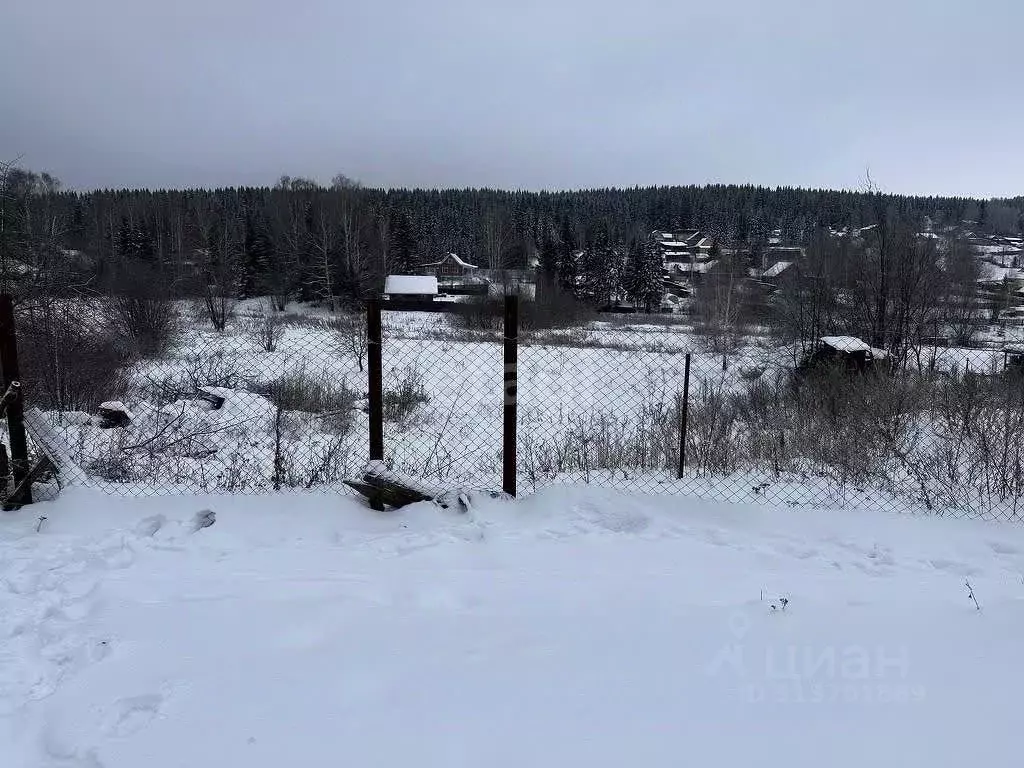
[1,162,1022,351]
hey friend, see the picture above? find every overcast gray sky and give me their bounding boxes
[3,0,1021,196]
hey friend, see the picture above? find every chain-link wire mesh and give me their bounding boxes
[13,297,368,497]
[378,308,504,491]
[518,318,1024,522]
[9,296,1024,523]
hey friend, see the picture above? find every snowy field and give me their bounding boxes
[3,486,1024,767]
[26,301,1024,518]
[37,305,784,494]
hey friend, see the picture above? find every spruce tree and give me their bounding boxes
[557,217,578,295]
[625,236,663,313]
[390,212,419,274]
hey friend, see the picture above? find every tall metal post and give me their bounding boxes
[366,298,384,510]
[0,294,28,501]
[503,294,518,497]
[677,353,691,479]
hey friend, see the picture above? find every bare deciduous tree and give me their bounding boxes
[330,173,361,190]
[329,313,368,372]
[242,306,286,353]
[482,208,507,270]
[199,208,244,332]
[308,200,339,311]
[694,252,749,353]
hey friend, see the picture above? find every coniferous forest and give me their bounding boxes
[4,164,1022,311]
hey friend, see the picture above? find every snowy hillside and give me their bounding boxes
[3,487,1024,767]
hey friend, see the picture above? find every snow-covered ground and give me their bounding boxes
[25,301,1024,517]
[37,307,785,494]
[3,486,1024,767]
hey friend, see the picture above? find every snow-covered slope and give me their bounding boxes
[3,487,1024,767]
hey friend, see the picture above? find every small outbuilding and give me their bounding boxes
[383,275,438,301]
[1003,345,1024,373]
[799,336,888,374]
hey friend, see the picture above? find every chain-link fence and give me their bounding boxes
[9,296,369,499]
[518,325,1024,521]
[6,293,1024,522]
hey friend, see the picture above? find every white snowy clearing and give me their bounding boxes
[3,486,1024,767]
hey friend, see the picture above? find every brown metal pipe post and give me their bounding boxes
[0,295,29,501]
[366,298,384,510]
[0,443,9,496]
[677,353,691,479]
[503,294,518,497]
[0,381,21,416]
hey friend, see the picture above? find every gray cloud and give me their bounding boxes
[3,0,1021,195]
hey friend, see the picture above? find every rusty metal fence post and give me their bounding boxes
[503,294,518,497]
[0,295,29,502]
[677,352,691,479]
[366,298,384,510]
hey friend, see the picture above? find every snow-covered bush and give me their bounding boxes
[259,365,359,435]
[103,264,182,359]
[326,314,367,372]
[383,365,429,423]
[241,311,286,353]
[18,300,129,411]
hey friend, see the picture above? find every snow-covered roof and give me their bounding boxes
[655,231,705,249]
[421,252,478,269]
[973,244,1020,255]
[384,275,438,295]
[99,401,131,415]
[977,264,1024,283]
[820,336,870,353]
[820,336,889,359]
[662,248,717,261]
[761,261,793,278]
[666,260,719,274]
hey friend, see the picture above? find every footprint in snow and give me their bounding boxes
[928,558,982,577]
[191,509,216,533]
[105,693,165,737]
[135,514,166,538]
[989,541,1020,556]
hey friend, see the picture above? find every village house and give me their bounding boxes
[653,230,719,281]
[420,252,479,280]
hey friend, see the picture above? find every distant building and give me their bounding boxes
[420,253,479,280]
[760,246,804,270]
[469,268,534,300]
[999,306,1024,328]
[653,230,714,262]
[653,230,719,282]
[799,336,888,375]
[383,275,438,301]
[759,260,794,280]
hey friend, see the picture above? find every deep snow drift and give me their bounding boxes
[2,486,1024,767]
